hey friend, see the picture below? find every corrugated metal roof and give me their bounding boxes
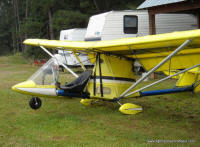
[137,0,186,9]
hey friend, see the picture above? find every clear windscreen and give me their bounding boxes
[29,58,59,85]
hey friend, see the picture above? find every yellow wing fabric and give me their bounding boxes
[24,29,200,51]
[24,29,200,71]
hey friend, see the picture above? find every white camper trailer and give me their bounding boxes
[85,10,197,41]
[84,10,197,76]
[60,28,86,41]
[58,28,93,67]
[58,11,197,69]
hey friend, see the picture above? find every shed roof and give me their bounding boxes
[137,0,186,9]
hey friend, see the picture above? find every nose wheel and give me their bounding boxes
[29,97,42,110]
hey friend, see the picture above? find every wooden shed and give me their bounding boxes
[137,0,200,35]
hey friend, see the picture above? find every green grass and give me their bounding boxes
[0,55,200,146]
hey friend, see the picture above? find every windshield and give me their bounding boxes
[29,58,59,85]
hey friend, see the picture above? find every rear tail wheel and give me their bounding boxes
[29,97,42,110]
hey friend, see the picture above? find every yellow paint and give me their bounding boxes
[194,81,200,93]
[80,99,96,106]
[16,29,200,102]
[72,50,86,71]
[23,29,200,72]
[23,29,200,52]
[88,53,96,63]
[11,54,141,101]
[12,80,56,89]
[130,48,200,59]
[162,67,200,87]
[137,48,200,71]
[12,80,57,98]
[176,67,200,87]
[119,103,142,115]
[12,80,36,89]
[87,54,140,99]
[162,70,183,79]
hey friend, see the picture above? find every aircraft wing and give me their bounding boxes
[24,29,200,71]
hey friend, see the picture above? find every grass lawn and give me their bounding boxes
[0,55,200,147]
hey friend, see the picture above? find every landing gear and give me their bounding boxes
[80,99,98,106]
[119,103,142,115]
[29,97,42,110]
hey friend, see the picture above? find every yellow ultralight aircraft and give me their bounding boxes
[12,29,200,114]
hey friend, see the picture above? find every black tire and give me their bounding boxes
[29,97,42,110]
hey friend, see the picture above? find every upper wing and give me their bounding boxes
[24,29,200,52]
[24,29,200,71]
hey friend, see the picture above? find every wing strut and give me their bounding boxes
[93,54,98,96]
[40,46,78,78]
[72,51,86,71]
[98,53,104,97]
[127,63,200,97]
[118,39,192,99]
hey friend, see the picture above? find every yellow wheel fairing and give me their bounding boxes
[119,103,142,115]
[80,99,96,106]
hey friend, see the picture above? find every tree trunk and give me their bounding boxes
[48,8,54,40]
[15,0,22,52]
[13,0,23,52]
[93,0,109,12]
[13,0,19,53]
[93,0,100,10]
[48,7,56,54]
[12,31,16,54]
[24,0,29,52]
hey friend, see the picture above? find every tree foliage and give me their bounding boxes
[0,0,144,58]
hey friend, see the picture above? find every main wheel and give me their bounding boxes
[29,97,42,110]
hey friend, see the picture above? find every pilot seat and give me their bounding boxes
[60,70,92,94]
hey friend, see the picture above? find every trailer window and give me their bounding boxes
[124,15,138,34]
